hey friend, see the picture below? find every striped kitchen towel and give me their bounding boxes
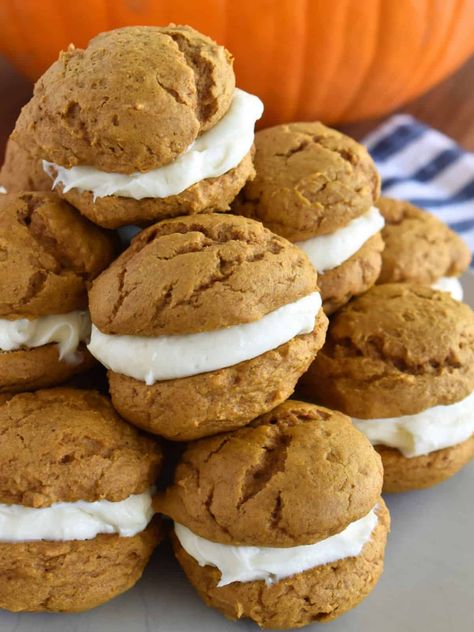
[363,114,474,260]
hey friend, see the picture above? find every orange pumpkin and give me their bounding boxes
[0,0,473,126]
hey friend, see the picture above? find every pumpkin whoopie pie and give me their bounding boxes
[0,191,116,393]
[232,122,384,313]
[377,197,471,300]
[155,400,389,628]
[300,284,474,492]
[87,213,328,440]
[0,137,53,193]
[11,25,263,228]
[0,387,162,612]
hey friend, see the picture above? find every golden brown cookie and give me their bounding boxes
[88,214,326,439]
[89,213,316,336]
[319,232,384,314]
[13,25,235,173]
[377,197,471,284]
[0,343,96,394]
[54,149,255,229]
[173,500,390,628]
[233,122,380,241]
[300,284,474,418]
[108,319,327,441]
[0,192,116,318]
[232,122,383,312]
[0,138,53,192]
[0,387,162,612]
[0,388,162,506]
[378,437,474,493]
[0,191,116,392]
[0,523,160,613]
[156,400,383,546]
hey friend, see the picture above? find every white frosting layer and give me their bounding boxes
[0,186,6,194]
[296,206,384,273]
[88,292,321,384]
[0,490,154,542]
[175,507,378,587]
[0,311,91,363]
[353,390,474,458]
[431,276,464,301]
[44,89,264,201]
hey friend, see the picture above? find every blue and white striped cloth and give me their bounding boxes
[363,114,474,262]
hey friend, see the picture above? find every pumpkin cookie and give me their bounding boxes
[377,197,471,300]
[0,191,116,392]
[88,214,328,440]
[13,25,263,228]
[0,387,162,612]
[232,122,384,313]
[156,400,389,628]
[0,137,53,193]
[300,284,474,492]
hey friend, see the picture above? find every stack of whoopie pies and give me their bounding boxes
[0,20,472,629]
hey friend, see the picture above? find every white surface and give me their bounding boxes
[88,292,321,383]
[44,89,264,200]
[296,206,384,273]
[175,507,378,586]
[0,311,90,363]
[353,390,474,457]
[0,490,154,542]
[0,271,473,630]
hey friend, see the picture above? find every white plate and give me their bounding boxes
[1,274,473,632]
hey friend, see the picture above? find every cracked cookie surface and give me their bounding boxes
[0,138,53,192]
[155,400,382,546]
[0,387,161,507]
[89,213,318,336]
[232,121,380,241]
[0,191,116,318]
[378,197,471,284]
[12,25,235,173]
[301,284,474,417]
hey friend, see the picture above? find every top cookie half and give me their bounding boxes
[12,25,235,174]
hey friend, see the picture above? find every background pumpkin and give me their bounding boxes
[0,0,473,127]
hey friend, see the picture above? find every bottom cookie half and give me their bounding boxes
[173,500,390,629]
[0,522,160,613]
[108,313,328,441]
[378,436,474,493]
[0,343,97,393]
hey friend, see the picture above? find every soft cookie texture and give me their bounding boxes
[173,501,389,628]
[0,192,116,391]
[378,197,471,284]
[0,138,53,192]
[232,122,382,312]
[0,192,116,318]
[233,122,380,241]
[157,400,388,628]
[301,284,474,418]
[13,25,235,173]
[89,214,327,439]
[378,438,474,493]
[56,150,255,229]
[156,400,383,547]
[10,26,251,227]
[0,387,162,612]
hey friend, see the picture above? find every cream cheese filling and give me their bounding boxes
[174,506,378,587]
[296,206,384,273]
[352,390,474,457]
[431,276,463,301]
[0,311,91,363]
[88,292,321,384]
[43,88,264,201]
[0,489,154,542]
